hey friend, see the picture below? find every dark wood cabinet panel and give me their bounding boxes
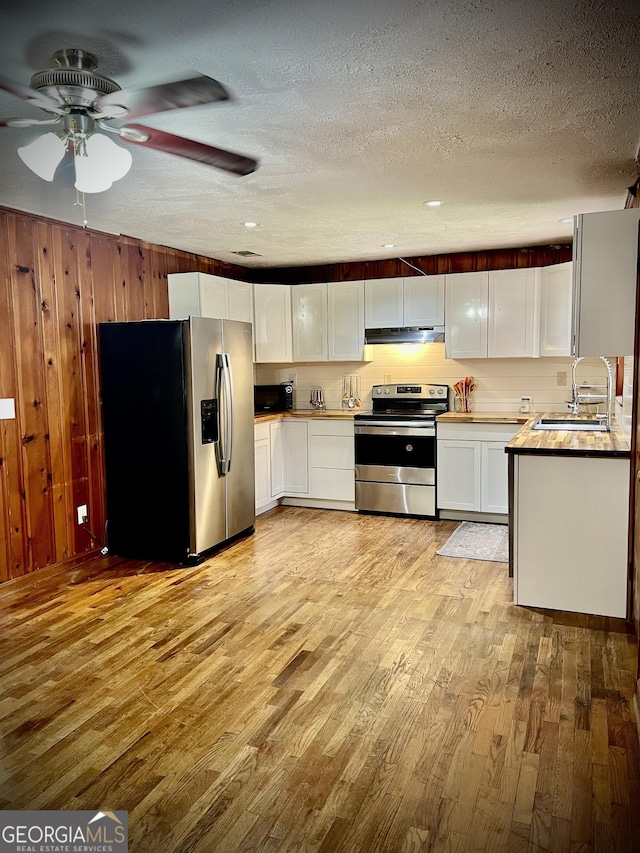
[254,244,571,283]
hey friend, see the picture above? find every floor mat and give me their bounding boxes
[436,521,509,563]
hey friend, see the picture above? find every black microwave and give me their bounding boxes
[254,383,294,413]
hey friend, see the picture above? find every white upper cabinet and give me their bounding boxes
[169,272,252,321]
[364,278,404,327]
[328,280,366,361]
[539,262,573,357]
[253,284,293,363]
[290,281,368,362]
[488,268,540,358]
[198,274,229,318]
[227,280,254,324]
[446,268,547,359]
[403,275,445,326]
[445,271,489,359]
[365,276,444,328]
[572,209,640,357]
[292,283,329,361]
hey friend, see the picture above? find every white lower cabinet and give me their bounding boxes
[255,420,308,514]
[308,420,354,502]
[283,421,309,493]
[254,423,273,512]
[270,421,284,497]
[254,421,309,515]
[513,453,628,617]
[255,417,355,514]
[437,439,482,511]
[481,441,510,514]
[437,422,519,518]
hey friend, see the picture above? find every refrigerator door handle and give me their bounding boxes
[217,353,233,475]
[216,353,227,476]
[224,354,235,473]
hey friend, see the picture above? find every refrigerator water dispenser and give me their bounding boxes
[201,399,218,444]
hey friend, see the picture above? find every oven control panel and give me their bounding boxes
[373,384,448,398]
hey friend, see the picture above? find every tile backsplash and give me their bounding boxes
[255,343,599,413]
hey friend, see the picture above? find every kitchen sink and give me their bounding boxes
[531,417,609,432]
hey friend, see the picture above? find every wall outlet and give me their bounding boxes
[520,396,532,413]
[288,373,297,386]
[557,371,567,387]
[76,504,88,525]
[383,373,392,385]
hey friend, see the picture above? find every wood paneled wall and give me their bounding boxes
[0,207,248,582]
[254,244,572,284]
[0,204,572,581]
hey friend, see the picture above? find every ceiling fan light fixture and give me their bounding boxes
[74,132,133,193]
[17,132,66,181]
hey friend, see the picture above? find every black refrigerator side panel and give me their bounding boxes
[99,321,191,562]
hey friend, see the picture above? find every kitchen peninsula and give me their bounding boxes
[506,415,631,618]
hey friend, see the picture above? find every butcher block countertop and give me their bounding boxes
[505,414,631,458]
[436,411,532,425]
[254,409,357,424]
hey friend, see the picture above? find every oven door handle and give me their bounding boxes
[355,424,436,437]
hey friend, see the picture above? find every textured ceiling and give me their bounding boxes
[0,0,638,269]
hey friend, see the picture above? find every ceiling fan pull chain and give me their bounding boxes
[74,189,88,229]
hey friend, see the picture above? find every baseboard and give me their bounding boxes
[281,497,356,512]
[0,547,103,589]
[439,510,508,525]
[256,498,281,516]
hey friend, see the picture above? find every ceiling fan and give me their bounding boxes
[0,48,258,192]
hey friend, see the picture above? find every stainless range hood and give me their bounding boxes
[364,326,445,345]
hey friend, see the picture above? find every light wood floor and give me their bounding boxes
[0,507,639,852]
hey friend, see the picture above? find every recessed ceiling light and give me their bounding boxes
[559,217,573,224]
[382,243,395,248]
[243,221,258,228]
[424,200,443,207]
[232,250,262,257]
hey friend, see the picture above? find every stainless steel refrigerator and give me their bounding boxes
[99,316,255,563]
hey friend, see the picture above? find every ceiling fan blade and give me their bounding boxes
[96,74,229,121]
[0,116,62,127]
[0,74,64,113]
[119,123,258,176]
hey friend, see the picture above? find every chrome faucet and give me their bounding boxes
[569,356,613,429]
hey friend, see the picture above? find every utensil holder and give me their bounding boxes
[455,397,473,413]
[342,373,361,409]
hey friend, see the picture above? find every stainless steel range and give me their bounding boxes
[354,383,449,517]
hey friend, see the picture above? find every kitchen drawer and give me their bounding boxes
[437,422,519,443]
[308,419,355,437]
[309,434,354,469]
[310,467,355,501]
